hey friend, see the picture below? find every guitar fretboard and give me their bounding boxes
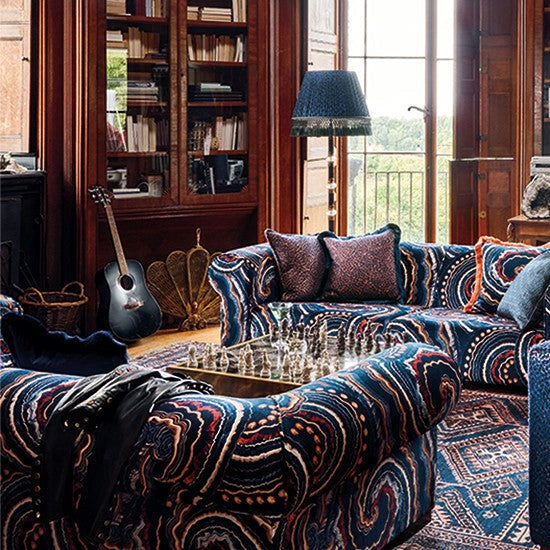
[104,202,129,277]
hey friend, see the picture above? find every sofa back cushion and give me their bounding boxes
[399,243,476,309]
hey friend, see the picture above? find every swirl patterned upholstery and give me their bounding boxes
[528,339,550,548]
[0,344,460,549]
[209,242,548,387]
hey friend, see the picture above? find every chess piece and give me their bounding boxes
[237,348,247,374]
[373,337,381,354]
[281,351,292,381]
[205,344,217,370]
[281,318,290,341]
[302,356,314,383]
[347,325,356,352]
[402,332,411,343]
[270,325,279,345]
[321,350,331,377]
[296,318,306,340]
[188,345,198,368]
[383,331,393,350]
[219,348,230,372]
[337,323,347,355]
[260,350,271,379]
[354,333,363,356]
[291,353,302,382]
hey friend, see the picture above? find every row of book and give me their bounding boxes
[213,114,247,150]
[107,28,163,59]
[188,83,244,102]
[187,1,246,23]
[127,81,160,104]
[107,0,166,17]
[187,34,244,62]
[125,115,169,152]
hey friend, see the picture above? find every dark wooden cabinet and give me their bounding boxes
[0,172,45,293]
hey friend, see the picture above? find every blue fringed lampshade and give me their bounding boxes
[290,71,372,137]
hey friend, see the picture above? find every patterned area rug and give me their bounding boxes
[402,388,533,549]
[132,344,534,549]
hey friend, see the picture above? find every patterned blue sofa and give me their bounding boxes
[529,339,550,548]
[209,242,548,387]
[1,344,460,549]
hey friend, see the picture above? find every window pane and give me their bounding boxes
[437,155,451,243]
[0,5,32,153]
[437,0,454,59]
[366,0,425,57]
[348,0,365,57]
[366,59,425,152]
[349,153,425,242]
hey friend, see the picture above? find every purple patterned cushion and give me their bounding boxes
[321,224,403,302]
[265,229,328,301]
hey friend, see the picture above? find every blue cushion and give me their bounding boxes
[1,313,128,376]
[497,251,550,330]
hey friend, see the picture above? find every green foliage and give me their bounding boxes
[347,115,452,243]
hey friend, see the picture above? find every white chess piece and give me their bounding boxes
[188,345,198,368]
[260,350,272,379]
[219,348,230,372]
[237,348,247,375]
[281,351,292,381]
[302,356,314,383]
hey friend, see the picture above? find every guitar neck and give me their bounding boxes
[104,203,129,276]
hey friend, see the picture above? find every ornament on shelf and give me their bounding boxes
[188,345,198,368]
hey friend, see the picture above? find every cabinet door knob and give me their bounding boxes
[479,210,487,219]
[21,55,30,62]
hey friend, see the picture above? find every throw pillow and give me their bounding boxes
[265,229,333,301]
[1,313,129,376]
[320,224,403,302]
[497,251,550,329]
[464,236,550,314]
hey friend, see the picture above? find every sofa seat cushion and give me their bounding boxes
[387,308,545,386]
[0,295,23,368]
[258,302,423,339]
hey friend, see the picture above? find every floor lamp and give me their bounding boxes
[290,70,371,233]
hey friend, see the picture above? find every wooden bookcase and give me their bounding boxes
[542,1,550,154]
[79,0,269,328]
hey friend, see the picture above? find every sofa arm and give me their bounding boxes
[209,243,280,346]
[544,283,550,339]
[529,340,550,547]
[272,343,461,511]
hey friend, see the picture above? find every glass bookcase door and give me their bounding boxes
[185,0,251,200]
[105,1,171,200]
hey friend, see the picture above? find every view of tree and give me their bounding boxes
[347,115,452,243]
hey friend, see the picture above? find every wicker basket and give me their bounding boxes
[19,282,88,333]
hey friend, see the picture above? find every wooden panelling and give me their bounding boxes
[302,0,339,234]
[450,159,478,244]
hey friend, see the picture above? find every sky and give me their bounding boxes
[347,0,455,119]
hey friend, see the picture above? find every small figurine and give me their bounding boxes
[337,323,347,355]
[219,348,230,372]
[302,356,314,383]
[296,318,306,340]
[354,333,363,356]
[188,345,198,368]
[260,350,272,379]
[237,348,247,374]
[373,337,381,354]
[281,351,292,381]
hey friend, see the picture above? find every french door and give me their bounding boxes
[346,0,454,242]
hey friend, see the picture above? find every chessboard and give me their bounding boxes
[168,320,410,398]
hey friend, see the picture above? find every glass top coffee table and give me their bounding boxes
[168,331,398,398]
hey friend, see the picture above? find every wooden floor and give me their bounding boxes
[127,325,221,358]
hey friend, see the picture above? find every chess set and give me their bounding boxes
[173,319,411,389]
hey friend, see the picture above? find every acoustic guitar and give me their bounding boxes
[90,185,162,342]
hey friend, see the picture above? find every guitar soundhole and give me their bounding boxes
[120,274,134,291]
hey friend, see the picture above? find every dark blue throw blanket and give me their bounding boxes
[1,313,129,376]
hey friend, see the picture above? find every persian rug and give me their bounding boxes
[402,388,533,549]
[132,341,219,370]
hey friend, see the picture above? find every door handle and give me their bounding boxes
[407,105,430,120]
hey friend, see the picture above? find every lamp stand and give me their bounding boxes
[327,135,336,233]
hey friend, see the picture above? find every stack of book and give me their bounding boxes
[187,34,244,62]
[126,114,158,152]
[214,114,247,150]
[107,0,126,15]
[106,29,126,49]
[187,6,200,20]
[231,0,247,22]
[188,83,244,102]
[200,7,232,21]
[127,81,160,104]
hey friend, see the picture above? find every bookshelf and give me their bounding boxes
[184,1,252,202]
